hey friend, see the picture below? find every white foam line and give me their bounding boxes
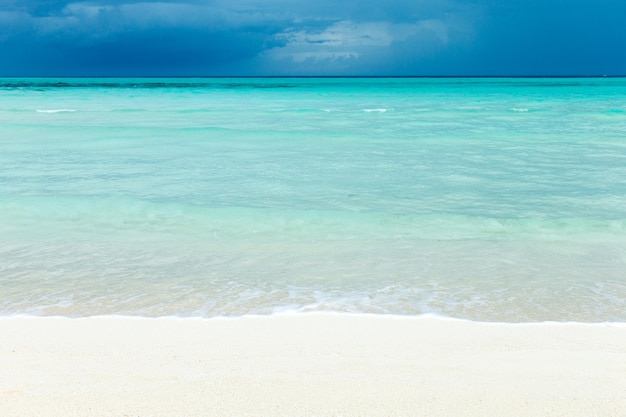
[2,312,625,326]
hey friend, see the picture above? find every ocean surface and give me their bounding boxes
[1,77,625,322]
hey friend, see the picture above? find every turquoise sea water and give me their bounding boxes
[1,77,625,322]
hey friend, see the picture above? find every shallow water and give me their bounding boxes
[1,77,625,321]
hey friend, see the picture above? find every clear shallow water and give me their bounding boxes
[1,77,625,322]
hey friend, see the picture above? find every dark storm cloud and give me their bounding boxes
[461,0,626,75]
[0,0,624,75]
[0,0,291,75]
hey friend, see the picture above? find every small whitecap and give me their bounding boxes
[509,108,529,112]
[363,108,388,112]
[36,109,77,113]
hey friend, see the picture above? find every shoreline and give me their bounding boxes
[3,310,626,325]
[1,314,625,416]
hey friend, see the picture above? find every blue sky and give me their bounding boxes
[1,0,625,76]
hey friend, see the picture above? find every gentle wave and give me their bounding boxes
[2,196,625,242]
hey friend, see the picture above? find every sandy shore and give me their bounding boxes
[1,315,625,417]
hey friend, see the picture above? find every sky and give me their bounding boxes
[1,0,625,76]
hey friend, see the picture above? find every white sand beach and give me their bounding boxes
[1,315,625,417]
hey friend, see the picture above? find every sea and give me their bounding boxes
[1,77,625,322]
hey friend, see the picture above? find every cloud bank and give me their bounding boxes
[0,0,624,75]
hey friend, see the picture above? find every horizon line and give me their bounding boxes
[1,75,625,79]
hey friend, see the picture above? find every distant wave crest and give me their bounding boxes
[37,109,77,113]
